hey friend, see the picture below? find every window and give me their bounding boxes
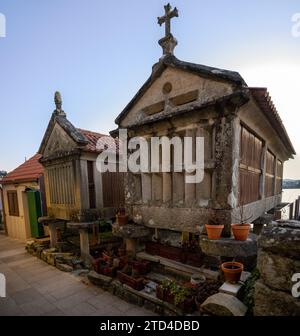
[7,190,19,216]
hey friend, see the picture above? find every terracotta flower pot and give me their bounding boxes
[231,224,251,241]
[116,214,128,226]
[205,224,224,240]
[221,261,244,284]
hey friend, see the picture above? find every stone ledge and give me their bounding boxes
[137,251,219,280]
[112,224,150,239]
[87,271,113,289]
[200,233,257,258]
[258,221,300,258]
[136,251,160,263]
[67,221,98,230]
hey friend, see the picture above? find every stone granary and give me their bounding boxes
[111,4,296,248]
[38,92,124,224]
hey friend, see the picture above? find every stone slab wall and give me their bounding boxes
[254,220,300,316]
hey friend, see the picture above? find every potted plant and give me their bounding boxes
[221,261,244,284]
[231,206,252,241]
[116,207,128,226]
[205,219,224,240]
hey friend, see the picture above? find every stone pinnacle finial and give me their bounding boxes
[54,91,66,117]
[157,3,178,56]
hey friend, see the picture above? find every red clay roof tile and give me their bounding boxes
[2,154,44,184]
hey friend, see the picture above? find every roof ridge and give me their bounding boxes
[77,128,109,137]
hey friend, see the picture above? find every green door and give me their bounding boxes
[27,190,44,238]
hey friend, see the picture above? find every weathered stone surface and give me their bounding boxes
[200,233,257,258]
[87,271,112,289]
[258,221,300,259]
[201,293,247,316]
[112,223,150,239]
[56,263,73,272]
[254,280,300,316]
[257,250,300,292]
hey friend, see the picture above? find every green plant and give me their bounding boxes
[161,280,195,306]
[161,279,174,291]
[172,286,194,306]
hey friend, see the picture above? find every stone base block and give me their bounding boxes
[254,280,300,316]
[201,293,247,316]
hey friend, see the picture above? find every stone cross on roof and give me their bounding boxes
[157,3,179,57]
[158,3,178,38]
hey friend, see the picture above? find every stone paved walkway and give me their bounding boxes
[0,233,155,316]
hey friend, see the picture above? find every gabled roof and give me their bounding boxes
[38,114,88,154]
[2,154,44,184]
[113,55,295,158]
[250,87,296,156]
[39,112,117,157]
[78,128,112,153]
[115,54,246,125]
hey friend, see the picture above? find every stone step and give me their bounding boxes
[136,251,219,280]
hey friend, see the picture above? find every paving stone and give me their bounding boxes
[0,234,155,316]
[19,297,57,316]
[10,288,42,305]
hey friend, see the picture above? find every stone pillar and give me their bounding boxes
[48,223,58,248]
[185,173,196,205]
[152,173,162,201]
[196,171,212,207]
[125,238,137,257]
[214,110,237,237]
[172,172,184,204]
[184,129,196,205]
[79,228,90,263]
[141,173,152,203]
[163,173,172,203]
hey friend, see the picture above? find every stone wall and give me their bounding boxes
[254,220,300,316]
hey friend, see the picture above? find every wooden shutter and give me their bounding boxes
[7,190,19,216]
[239,126,263,205]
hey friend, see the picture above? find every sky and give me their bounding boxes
[0,0,300,179]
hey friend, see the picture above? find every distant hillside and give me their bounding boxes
[283,179,300,189]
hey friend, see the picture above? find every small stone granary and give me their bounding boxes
[39,92,124,223]
[110,4,295,265]
[37,92,125,258]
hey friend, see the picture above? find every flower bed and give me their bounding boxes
[156,280,196,314]
[117,271,145,291]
